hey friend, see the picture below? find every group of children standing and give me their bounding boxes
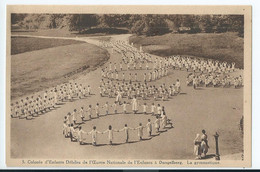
[11,82,92,119]
[63,106,173,146]
[186,72,243,89]
[98,79,181,102]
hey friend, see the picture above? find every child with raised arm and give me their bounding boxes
[119,124,134,143]
[88,126,102,146]
[77,126,86,145]
[103,125,119,145]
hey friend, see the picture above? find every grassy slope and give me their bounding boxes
[11,27,129,38]
[129,32,244,69]
[11,36,85,55]
[11,42,109,99]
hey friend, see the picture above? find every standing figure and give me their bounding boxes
[88,126,102,146]
[154,116,160,133]
[175,79,181,94]
[200,129,210,158]
[194,134,201,159]
[146,119,152,137]
[119,124,134,143]
[78,126,86,145]
[135,123,144,140]
[131,96,138,114]
[103,125,118,145]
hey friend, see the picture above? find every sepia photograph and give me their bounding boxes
[6,5,252,167]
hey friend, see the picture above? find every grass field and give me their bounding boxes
[129,32,244,69]
[11,38,109,100]
[11,27,129,39]
[11,36,85,55]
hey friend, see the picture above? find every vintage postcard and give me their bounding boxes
[6,5,252,167]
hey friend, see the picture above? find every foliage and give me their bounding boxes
[11,14,244,37]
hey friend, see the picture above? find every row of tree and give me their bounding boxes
[11,14,244,37]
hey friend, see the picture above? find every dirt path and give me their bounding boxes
[10,34,243,160]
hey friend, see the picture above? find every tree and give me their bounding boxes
[130,14,170,36]
[11,14,27,25]
[68,14,98,32]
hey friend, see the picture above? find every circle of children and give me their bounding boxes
[62,40,180,146]
[63,102,173,146]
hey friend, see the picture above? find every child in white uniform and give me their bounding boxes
[103,125,118,145]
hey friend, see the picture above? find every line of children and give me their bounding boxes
[98,79,181,102]
[186,73,243,89]
[11,82,92,119]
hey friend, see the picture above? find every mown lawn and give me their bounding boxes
[11,36,85,55]
[11,39,109,99]
[129,32,244,69]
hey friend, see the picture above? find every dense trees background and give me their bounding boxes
[11,14,244,37]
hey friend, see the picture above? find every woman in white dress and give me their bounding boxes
[131,96,138,114]
[194,134,201,159]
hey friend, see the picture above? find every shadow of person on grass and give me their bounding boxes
[195,88,204,90]
[201,154,216,160]
[56,102,66,105]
